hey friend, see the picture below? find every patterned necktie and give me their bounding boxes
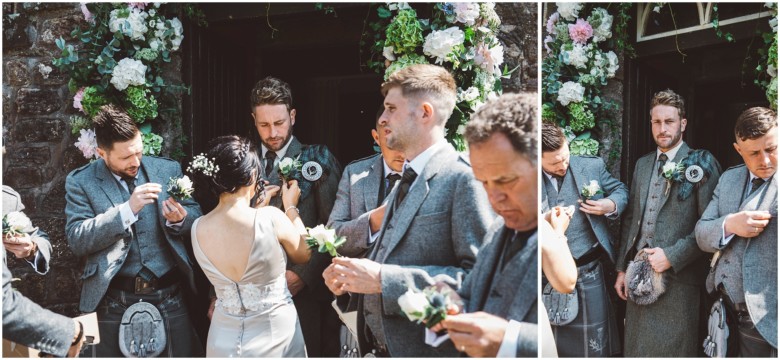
[657,153,668,176]
[394,167,418,207]
[749,177,766,196]
[554,175,564,192]
[122,175,136,195]
[384,173,402,200]
[264,151,277,179]
[501,229,532,271]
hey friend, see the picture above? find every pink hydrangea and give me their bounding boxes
[80,3,94,23]
[73,87,85,114]
[75,129,99,160]
[568,19,593,45]
[128,2,148,10]
[544,35,555,55]
[546,12,560,35]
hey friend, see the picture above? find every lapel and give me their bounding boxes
[657,142,690,209]
[380,145,452,259]
[740,172,777,212]
[363,155,384,211]
[636,153,655,216]
[140,158,166,232]
[569,158,586,193]
[487,230,538,318]
[95,159,127,208]
[471,225,506,312]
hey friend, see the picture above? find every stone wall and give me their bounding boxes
[496,2,538,93]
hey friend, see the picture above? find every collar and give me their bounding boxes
[405,139,448,175]
[109,166,137,183]
[748,171,772,183]
[261,137,293,160]
[383,159,402,178]
[656,140,684,162]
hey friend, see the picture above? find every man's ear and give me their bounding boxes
[371,129,379,144]
[680,118,687,133]
[96,146,107,160]
[733,142,741,156]
[290,109,297,126]
[421,102,434,123]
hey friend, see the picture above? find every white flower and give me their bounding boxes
[149,39,160,51]
[188,154,220,177]
[556,2,583,21]
[770,17,778,33]
[308,225,336,247]
[458,86,480,102]
[653,5,662,13]
[176,175,193,191]
[453,3,480,26]
[768,64,777,78]
[388,2,411,11]
[474,42,504,75]
[37,63,52,79]
[582,180,601,198]
[397,289,430,322]
[383,46,396,61]
[4,211,32,234]
[423,27,465,65]
[148,8,156,17]
[557,81,585,106]
[662,161,677,175]
[456,124,466,135]
[109,8,148,41]
[75,128,99,159]
[605,51,619,78]
[110,58,146,91]
[564,43,589,69]
[169,17,184,51]
[588,8,613,43]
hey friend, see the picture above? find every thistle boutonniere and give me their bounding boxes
[305,224,346,257]
[398,285,461,329]
[580,180,604,200]
[660,161,685,196]
[2,211,34,238]
[167,175,194,201]
[278,156,302,183]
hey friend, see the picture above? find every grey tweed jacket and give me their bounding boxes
[65,156,202,312]
[695,165,777,348]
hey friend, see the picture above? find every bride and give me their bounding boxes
[190,135,310,357]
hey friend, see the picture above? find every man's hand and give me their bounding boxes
[549,206,571,236]
[579,198,616,216]
[255,184,280,208]
[207,297,216,321]
[162,198,187,223]
[281,180,301,210]
[3,233,37,259]
[724,210,771,238]
[329,257,382,294]
[67,320,84,357]
[644,247,671,273]
[285,270,305,297]
[369,204,387,233]
[441,312,508,358]
[614,271,627,300]
[129,183,162,214]
[323,262,347,296]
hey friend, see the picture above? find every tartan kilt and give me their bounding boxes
[548,260,621,357]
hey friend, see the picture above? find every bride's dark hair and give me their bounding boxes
[191,135,261,201]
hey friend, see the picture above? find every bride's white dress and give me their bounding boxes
[192,211,307,357]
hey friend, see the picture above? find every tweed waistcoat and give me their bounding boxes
[545,172,598,258]
[636,164,666,251]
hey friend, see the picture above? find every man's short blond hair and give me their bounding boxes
[650,89,686,119]
[380,64,457,126]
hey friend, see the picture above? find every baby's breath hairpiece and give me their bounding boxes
[187,154,220,177]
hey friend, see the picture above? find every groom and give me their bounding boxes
[250,76,342,357]
[65,105,203,356]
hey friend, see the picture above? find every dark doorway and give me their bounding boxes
[623,10,772,182]
[181,3,384,166]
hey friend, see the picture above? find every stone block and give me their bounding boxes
[3,144,50,165]
[5,59,29,86]
[39,179,68,216]
[4,166,43,189]
[2,11,32,51]
[38,15,82,47]
[14,118,65,142]
[63,144,91,172]
[44,266,80,305]
[6,267,47,304]
[16,87,61,115]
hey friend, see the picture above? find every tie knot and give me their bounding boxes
[121,175,136,186]
[387,173,402,182]
[752,177,765,187]
[265,151,277,160]
[658,153,668,162]
[401,167,418,184]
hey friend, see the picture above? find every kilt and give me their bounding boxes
[549,260,620,357]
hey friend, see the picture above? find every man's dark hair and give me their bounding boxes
[464,92,537,163]
[93,104,139,150]
[650,89,686,119]
[734,107,777,141]
[250,76,293,111]
[541,121,566,153]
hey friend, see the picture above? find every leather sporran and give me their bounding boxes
[542,282,578,326]
[118,301,166,357]
[625,249,666,305]
[702,298,729,357]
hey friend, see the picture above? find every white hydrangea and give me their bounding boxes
[556,2,582,22]
[423,27,465,64]
[453,3,481,26]
[169,17,184,51]
[557,81,585,106]
[457,86,481,102]
[383,46,396,61]
[564,43,589,69]
[474,42,504,75]
[388,2,411,11]
[588,8,613,43]
[110,58,147,91]
[605,51,619,78]
[109,8,149,41]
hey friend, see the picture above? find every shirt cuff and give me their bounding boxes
[604,199,618,219]
[25,250,45,275]
[119,202,138,229]
[166,219,184,228]
[720,219,735,248]
[368,224,380,244]
[496,319,520,357]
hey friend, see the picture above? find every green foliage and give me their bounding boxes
[384,54,430,80]
[711,4,735,43]
[567,102,596,132]
[570,137,600,156]
[69,115,92,135]
[81,86,109,118]
[385,9,425,55]
[142,131,163,156]
[125,86,158,123]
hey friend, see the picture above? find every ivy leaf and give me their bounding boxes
[55,37,65,50]
[377,6,392,19]
[138,122,153,135]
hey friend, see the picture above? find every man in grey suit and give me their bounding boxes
[434,92,539,357]
[540,121,627,357]
[323,64,493,357]
[695,106,777,357]
[3,185,52,274]
[65,105,203,357]
[250,76,342,357]
[614,89,721,356]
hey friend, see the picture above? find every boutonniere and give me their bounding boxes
[580,180,604,200]
[278,156,302,183]
[305,224,346,257]
[167,175,194,201]
[398,285,461,329]
[660,161,685,196]
[2,211,34,238]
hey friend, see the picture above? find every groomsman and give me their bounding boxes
[614,89,721,356]
[323,64,493,357]
[250,76,342,357]
[437,92,540,357]
[65,105,203,356]
[3,185,52,274]
[540,121,627,357]
[695,107,777,357]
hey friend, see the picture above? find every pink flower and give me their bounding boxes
[80,3,94,23]
[73,87,86,114]
[75,129,98,160]
[568,19,593,45]
[544,35,555,55]
[128,2,148,10]
[546,12,560,35]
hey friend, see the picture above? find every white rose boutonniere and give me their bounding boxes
[397,285,461,329]
[278,156,302,183]
[580,180,604,200]
[2,211,34,238]
[305,224,345,257]
[167,175,194,201]
[660,161,685,196]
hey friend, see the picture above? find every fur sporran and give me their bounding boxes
[625,249,666,305]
